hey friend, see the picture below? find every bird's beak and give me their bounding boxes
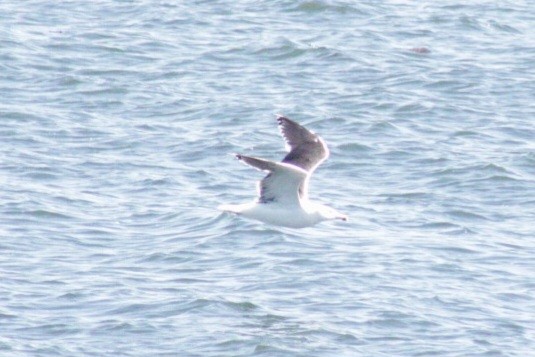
[338,214,348,222]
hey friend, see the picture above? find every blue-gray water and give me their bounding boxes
[1,1,534,356]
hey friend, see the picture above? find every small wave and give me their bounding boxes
[77,87,128,96]
[366,121,403,135]
[444,227,477,235]
[254,39,306,60]
[380,192,431,199]
[253,37,347,62]
[432,245,479,255]
[459,15,484,31]
[222,300,258,312]
[477,174,521,183]
[338,142,373,152]
[0,312,16,319]
[290,1,365,15]
[451,130,486,137]
[24,171,59,181]
[418,221,461,230]
[16,323,81,337]
[27,209,74,220]
[447,209,489,221]
[424,79,465,90]
[429,162,520,185]
[395,102,433,114]
[488,20,521,34]
[254,344,294,355]
[495,126,535,141]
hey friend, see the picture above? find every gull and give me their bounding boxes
[218,115,347,228]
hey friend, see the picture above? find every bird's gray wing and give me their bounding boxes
[235,154,307,205]
[277,115,329,173]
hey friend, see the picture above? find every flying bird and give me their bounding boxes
[218,115,347,228]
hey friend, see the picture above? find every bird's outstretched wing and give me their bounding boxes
[235,154,307,205]
[277,115,329,173]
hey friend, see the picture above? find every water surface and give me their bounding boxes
[1,1,534,356]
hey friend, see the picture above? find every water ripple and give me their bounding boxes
[1,0,534,356]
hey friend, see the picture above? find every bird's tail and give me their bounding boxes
[217,204,243,214]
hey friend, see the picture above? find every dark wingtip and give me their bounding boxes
[229,153,243,160]
[276,114,288,124]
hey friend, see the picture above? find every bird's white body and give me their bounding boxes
[218,201,339,228]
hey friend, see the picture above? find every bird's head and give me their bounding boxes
[317,205,348,223]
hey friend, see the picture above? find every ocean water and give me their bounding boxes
[1,0,534,356]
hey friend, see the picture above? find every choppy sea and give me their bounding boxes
[1,1,534,356]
